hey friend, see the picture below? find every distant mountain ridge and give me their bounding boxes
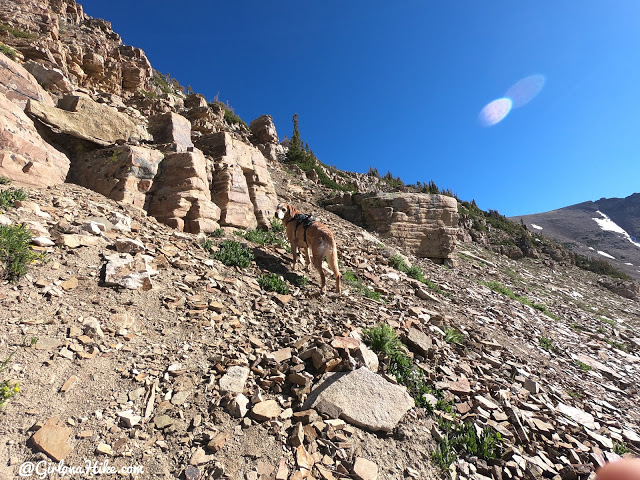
[511,192,640,279]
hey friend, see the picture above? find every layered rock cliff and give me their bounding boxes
[0,0,283,232]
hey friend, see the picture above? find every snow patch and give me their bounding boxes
[592,211,640,248]
[597,250,615,259]
[588,247,594,251]
[625,262,634,266]
[531,224,543,230]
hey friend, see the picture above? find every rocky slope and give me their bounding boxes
[1,168,639,480]
[1,1,640,479]
[512,193,640,281]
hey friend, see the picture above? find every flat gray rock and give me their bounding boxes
[219,366,250,393]
[304,367,414,432]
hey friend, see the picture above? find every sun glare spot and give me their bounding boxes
[478,98,512,127]
[505,74,546,108]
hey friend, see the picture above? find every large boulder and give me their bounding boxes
[26,95,150,146]
[68,145,163,208]
[598,278,639,302]
[196,132,277,229]
[0,91,69,186]
[146,149,220,233]
[325,192,459,262]
[303,367,414,433]
[0,54,55,109]
[23,60,73,94]
[249,115,279,145]
[148,112,194,151]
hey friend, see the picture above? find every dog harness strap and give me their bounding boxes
[291,213,316,246]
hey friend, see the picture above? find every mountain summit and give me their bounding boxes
[512,192,640,280]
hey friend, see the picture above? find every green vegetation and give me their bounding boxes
[201,238,214,253]
[0,353,19,408]
[573,253,630,280]
[444,328,464,344]
[213,240,254,268]
[538,336,556,353]
[600,316,616,326]
[613,441,631,455]
[223,107,247,127]
[291,275,308,287]
[258,273,290,295]
[480,280,557,320]
[566,390,584,400]
[606,339,628,353]
[0,24,37,39]
[0,224,42,281]
[0,176,11,185]
[388,253,409,271]
[243,228,286,247]
[271,219,285,233]
[283,114,354,192]
[433,417,503,473]
[0,42,17,60]
[381,171,405,190]
[151,70,184,95]
[363,323,500,474]
[211,228,225,238]
[362,323,402,356]
[0,188,27,210]
[342,270,381,301]
[362,323,449,411]
[575,360,592,372]
[208,100,247,127]
[388,254,448,295]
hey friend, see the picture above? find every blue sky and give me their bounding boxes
[78,1,640,216]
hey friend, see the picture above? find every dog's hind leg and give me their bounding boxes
[327,246,341,294]
[312,253,327,294]
[302,247,311,272]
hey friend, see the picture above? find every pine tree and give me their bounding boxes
[289,114,302,154]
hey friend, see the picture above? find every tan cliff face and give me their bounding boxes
[0,0,152,97]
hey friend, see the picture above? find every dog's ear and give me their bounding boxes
[287,204,293,216]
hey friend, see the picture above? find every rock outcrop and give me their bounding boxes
[197,132,277,229]
[0,90,69,187]
[0,55,55,109]
[25,95,150,146]
[147,149,221,233]
[0,0,152,97]
[324,192,459,262]
[68,145,163,208]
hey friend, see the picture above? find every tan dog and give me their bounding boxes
[275,203,341,294]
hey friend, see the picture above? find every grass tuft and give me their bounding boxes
[388,254,448,295]
[362,323,449,411]
[213,240,254,268]
[343,270,381,301]
[0,176,10,185]
[0,352,19,408]
[258,273,290,295]
[575,360,591,372]
[0,224,42,281]
[433,417,503,472]
[481,280,557,320]
[271,218,285,233]
[243,228,286,247]
[444,328,464,344]
[0,188,27,210]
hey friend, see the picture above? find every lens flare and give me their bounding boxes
[505,74,546,108]
[478,98,512,127]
